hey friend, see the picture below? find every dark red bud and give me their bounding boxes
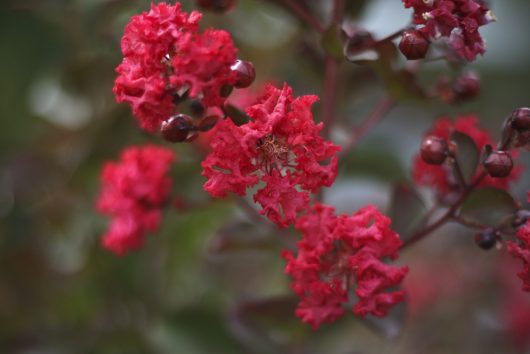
[483,150,513,178]
[189,100,206,117]
[452,71,480,102]
[511,107,530,132]
[196,0,236,13]
[474,229,498,250]
[198,115,220,132]
[420,136,448,165]
[161,114,195,143]
[399,30,430,60]
[231,60,256,89]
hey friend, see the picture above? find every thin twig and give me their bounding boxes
[339,97,395,159]
[321,57,339,139]
[282,0,324,32]
[403,171,488,248]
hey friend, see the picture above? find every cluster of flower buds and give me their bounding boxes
[436,71,480,103]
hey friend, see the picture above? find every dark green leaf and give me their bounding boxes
[388,183,426,238]
[460,187,519,226]
[224,103,251,126]
[321,24,344,60]
[451,131,480,183]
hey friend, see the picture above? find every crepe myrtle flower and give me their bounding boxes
[97,145,176,255]
[282,204,408,329]
[113,2,238,132]
[508,193,530,292]
[412,115,520,195]
[402,0,495,61]
[201,83,340,227]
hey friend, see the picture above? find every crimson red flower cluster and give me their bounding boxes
[413,115,519,194]
[507,193,530,292]
[282,204,408,329]
[402,0,494,61]
[202,84,340,227]
[97,145,175,255]
[113,2,237,132]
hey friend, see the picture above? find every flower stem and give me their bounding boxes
[339,97,395,159]
[281,0,324,32]
[403,171,487,248]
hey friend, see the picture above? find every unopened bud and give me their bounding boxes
[474,229,498,250]
[399,30,430,60]
[483,150,513,178]
[420,136,448,165]
[511,107,530,132]
[231,60,256,89]
[161,114,195,143]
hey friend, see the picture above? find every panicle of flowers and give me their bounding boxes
[282,204,408,329]
[402,0,495,61]
[97,145,176,255]
[507,193,530,292]
[201,84,340,227]
[413,115,519,195]
[113,2,238,132]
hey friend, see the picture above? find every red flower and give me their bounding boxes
[113,2,237,132]
[97,145,175,255]
[282,204,408,329]
[507,221,530,292]
[201,84,340,227]
[402,0,494,61]
[412,115,519,195]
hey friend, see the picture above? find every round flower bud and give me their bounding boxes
[399,30,430,60]
[161,114,195,143]
[483,151,513,178]
[511,107,530,132]
[452,71,480,102]
[196,0,236,13]
[231,60,256,89]
[474,229,498,250]
[420,136,448,165]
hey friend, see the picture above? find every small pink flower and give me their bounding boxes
[202,84,340,227]
[282,204,408,329]
[97,145,175,255]
[402,0,494,61]
[113,2,237,132]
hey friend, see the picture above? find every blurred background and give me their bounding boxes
[1,0,529,353]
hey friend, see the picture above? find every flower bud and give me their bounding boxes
[231,60,256,89]
[196,0,236,13]
[483,150,513,178]
[420,136,448,165]
[399,30,430,60]
[511,107,530,132]
[474,229,498,250]
[452,71,480,102]
[161,114,195,143]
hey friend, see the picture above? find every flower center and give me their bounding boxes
[256,134,291,174]
[320,240,357,290]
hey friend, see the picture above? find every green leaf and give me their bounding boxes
[224,103,251,126]
[321,24,344,60]
[388,183,426,238]
[460,187,519,226]
[451,131,480,183]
